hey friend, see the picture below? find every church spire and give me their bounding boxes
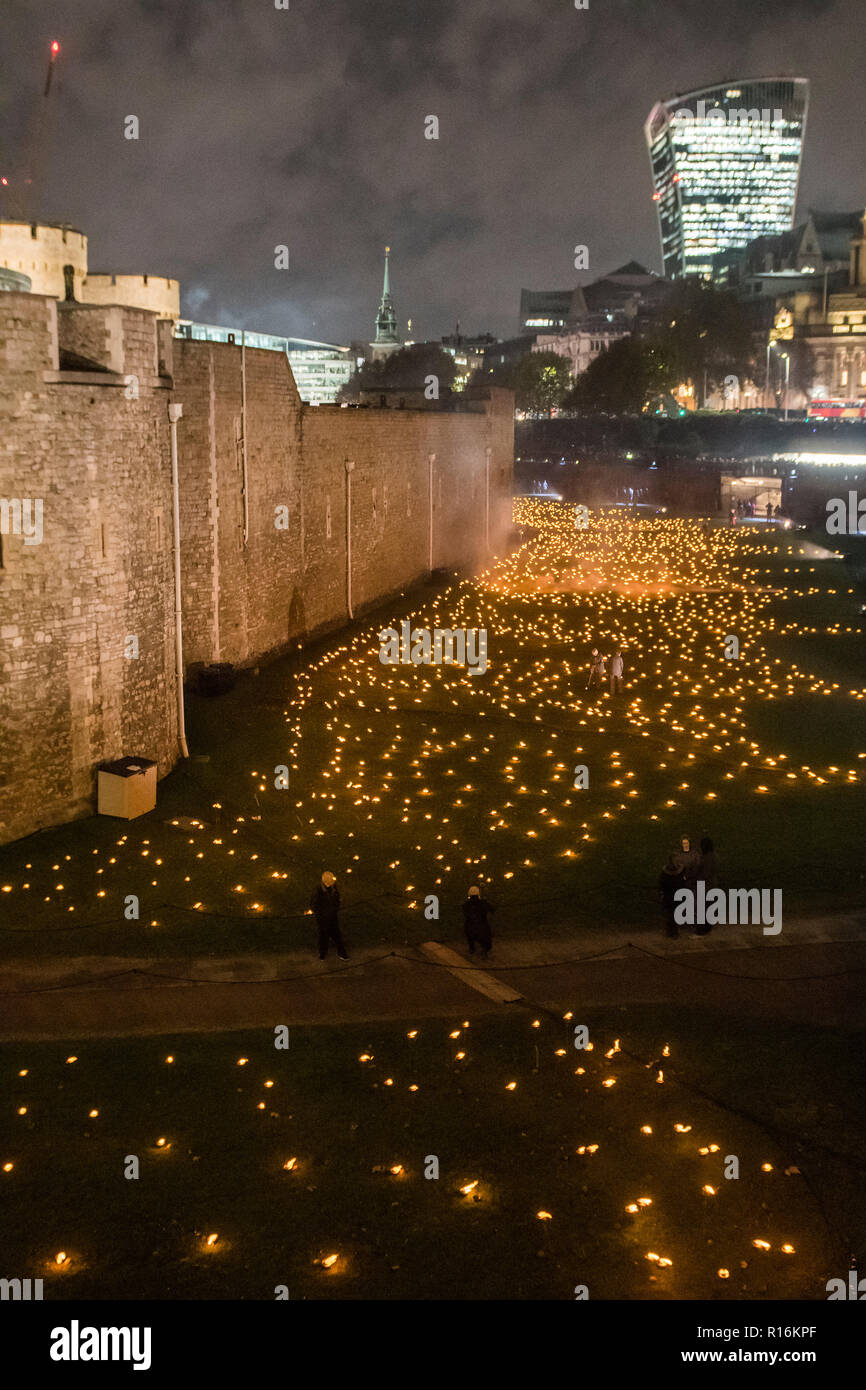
[371,244,402,359]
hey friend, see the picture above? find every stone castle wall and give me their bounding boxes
[0,293,178,843]
[0,304,514,843]
[170,340,513,667]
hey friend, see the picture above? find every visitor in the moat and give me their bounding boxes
[694,836,718,936]
[462,885,495,958]
[658,856,685,939]
[672,834,700,887]
[609,647,624,695]
[586,647,606,690]
[310,871,348,960]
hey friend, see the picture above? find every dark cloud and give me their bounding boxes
[1,0,864,343]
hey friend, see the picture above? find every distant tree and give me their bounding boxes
[338,343,456,401]
[566,337,677,414]
[509,351,572,416]
[651,281,754,394]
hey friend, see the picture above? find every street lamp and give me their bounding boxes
[780,352,790,421]
[765,341,773,409]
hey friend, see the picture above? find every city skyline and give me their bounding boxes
[1,0,863,344]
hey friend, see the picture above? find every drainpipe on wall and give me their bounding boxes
[168,403,189,758]
[485,446,491,553]
[428,452,436,572]
[345,459,355,618]
[241,331,249,546]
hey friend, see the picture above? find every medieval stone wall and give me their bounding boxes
[0,293,177,843]
[0,309,513,843]
[171,339,513,664]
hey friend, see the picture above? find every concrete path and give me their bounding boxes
[0,912,863,1040]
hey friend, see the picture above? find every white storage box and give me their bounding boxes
[97,756,157,819]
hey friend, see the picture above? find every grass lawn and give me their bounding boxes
[1,1003,860,1300]
[1,507,864,962]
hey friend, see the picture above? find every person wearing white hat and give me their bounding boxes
[309,871,348,960]
[462,884,495,958]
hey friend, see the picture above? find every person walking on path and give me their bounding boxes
[658,856,686,939]
[310,871,348,960]
[462,885,495,959]
[609,647,624,695]
[586,647,606,691]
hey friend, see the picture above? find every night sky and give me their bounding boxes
[2,0,864,344]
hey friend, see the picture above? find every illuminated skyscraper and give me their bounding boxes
[645,79,809,280]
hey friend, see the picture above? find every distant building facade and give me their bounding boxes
[518,264,669,379]
[519,288,584,333]
[440,332,497,389]
[175,321,353,405]
[520,264,667,334]
[532,318,630,379]
[645,79,809,279]
[768,209,866,406]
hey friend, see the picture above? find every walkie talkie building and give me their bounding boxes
[645,78,809,280]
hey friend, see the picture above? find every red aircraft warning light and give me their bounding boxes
[51,41,60,54]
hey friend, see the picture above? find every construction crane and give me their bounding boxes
[1,40,62,223]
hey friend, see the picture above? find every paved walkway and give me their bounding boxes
[0,912,863,1040]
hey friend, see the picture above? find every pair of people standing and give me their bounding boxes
[658,835,718,938]
[309,875,497,963]
[587,647,624,694]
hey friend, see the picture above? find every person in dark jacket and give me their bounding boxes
[694,836,718,936]
[658,856,686,938]
[462,885,495,958]
[672,835,700,888]
[310,871,348,960]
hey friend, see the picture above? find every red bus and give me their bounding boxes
[807,400,866,420]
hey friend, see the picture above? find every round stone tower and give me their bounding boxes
[0,220,88,300]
